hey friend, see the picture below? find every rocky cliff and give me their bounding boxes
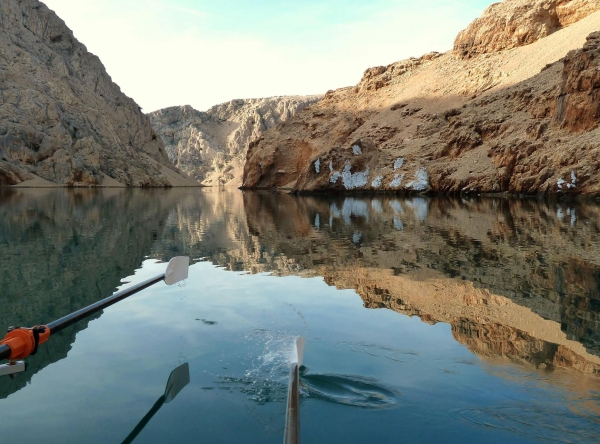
[454,0,600,58]
[148,96,321,187]
[242,2,600,196]
[0,0,195,187]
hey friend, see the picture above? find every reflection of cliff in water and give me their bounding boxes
[0,188,186,399]
[5,188,600,399]
[236,192,600,370]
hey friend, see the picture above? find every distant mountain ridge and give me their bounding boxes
[148,96,322,187]
[0,0,195,187]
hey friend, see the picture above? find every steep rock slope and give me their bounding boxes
[0,0,195,187]
[454,0,600,58]
[148,96,321,186]
[242,4,600,196]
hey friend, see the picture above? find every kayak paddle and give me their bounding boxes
[0,256,189,377]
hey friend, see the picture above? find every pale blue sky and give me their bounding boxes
[43,0,493,112]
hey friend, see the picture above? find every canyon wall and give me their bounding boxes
[148,96,321,187]
[242,4,600,196]
[0,0,195,187]
[454,0,600,58]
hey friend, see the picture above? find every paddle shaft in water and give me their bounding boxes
[284,362,301,444]
[284,337,304,444]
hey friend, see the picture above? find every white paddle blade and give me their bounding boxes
[165,256,189,285]
[295,336,305,366]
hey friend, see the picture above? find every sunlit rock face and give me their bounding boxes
[453,0,600,59]
[148,96,321,187]
[0,0,192,187]
[241,7,600,195]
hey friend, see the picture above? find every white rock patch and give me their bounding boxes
[406,168,428,191]
[352,145,362,155]
[314,158,321,173]
[390,174,404,188]
[330,171,341,183]
[567,171,577,189]
[393,158,404,170]
[371,176,383,188]
[329,160,333,172]
[557,178,565,190]
[342,164,369,189]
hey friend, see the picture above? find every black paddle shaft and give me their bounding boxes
[1,274,164,362]
[0,345,10,361]
[45,274,165,335]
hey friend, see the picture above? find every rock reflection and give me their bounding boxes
[0,188,189,399]
[3,187,600,402]
[234,192,600,374]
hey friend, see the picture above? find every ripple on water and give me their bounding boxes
[300,367,400,409]
[215,334,400,410]
[333,340,419,363]
[450,403,600,443]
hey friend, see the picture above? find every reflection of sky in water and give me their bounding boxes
[0,260,599,443]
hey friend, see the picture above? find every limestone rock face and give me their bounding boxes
[0,0,193,187]
[242,9,600,196]
[557,31,600,133]
[148,96,321,186]
[454,0,600,59]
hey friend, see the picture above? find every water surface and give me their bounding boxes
[1,188,599,443]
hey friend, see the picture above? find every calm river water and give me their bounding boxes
[1,188,599,443]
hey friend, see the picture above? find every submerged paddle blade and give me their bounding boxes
[295,337,305,366]
[164,362,190,403]
[165,256,189,285]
